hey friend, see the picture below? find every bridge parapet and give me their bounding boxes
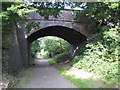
[26,10,74,21]
[25,10,98,38]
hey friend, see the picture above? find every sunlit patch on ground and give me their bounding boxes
[63,66,113,88]
[66,67,99,79]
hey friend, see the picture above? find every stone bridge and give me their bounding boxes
[8,10,98,74]
[26,10,96,41]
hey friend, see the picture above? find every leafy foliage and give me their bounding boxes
[72,2,120,83]
[75,2,119,33]
[53,52,71,63]
[42,51,50,59]
[30,40,41,62]
[25,22,40,34]
[1,2,35,48]
[30,2,65,19]
[30,36,70,61]
[40,36,70,58]
[48,60,56,65]
[4,67,34,88]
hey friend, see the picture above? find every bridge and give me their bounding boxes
[8,10,98,74]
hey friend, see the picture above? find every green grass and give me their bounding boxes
[55,66,91,88]
[34,58,40,62]
[64,75,91,88]
[14,67,34,88]
[48,60,56,64]
[55,65,117,88]
[6,66,35,88]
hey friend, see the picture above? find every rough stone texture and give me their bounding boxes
[26,10,98,38]
[8,28,23,73]
[8,22,29,73]
[16,24,29,68]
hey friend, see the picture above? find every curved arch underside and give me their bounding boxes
[27,26,87,45]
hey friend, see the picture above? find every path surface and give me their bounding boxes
[25,59,77,88]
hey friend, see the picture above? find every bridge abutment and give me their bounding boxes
[8,22,29,74]
[69,41,87,59]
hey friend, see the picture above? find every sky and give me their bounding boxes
[24,0,85,10]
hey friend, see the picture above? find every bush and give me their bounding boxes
[43,51,50,59]
[48,60,56,64]
[40,36,70,58]
[53,52,71,63]
[72,27,119,82]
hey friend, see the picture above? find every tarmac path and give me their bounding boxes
[25,59,77,88]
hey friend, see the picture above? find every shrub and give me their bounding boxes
[53,52,71,63]
[40,36,70,58]
[72,27,119,82]
[43,51,50,59]
[48,60,56,64]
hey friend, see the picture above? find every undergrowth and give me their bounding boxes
[53,52,71,63]
[4,66,34,88]
[71,26,120,85]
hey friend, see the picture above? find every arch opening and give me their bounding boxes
[27,26,87,45]
[29,36,71,63]
[27,26,87,61]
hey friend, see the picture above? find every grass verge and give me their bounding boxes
[55,65,91,88]
[14,66,34,88]
[5,66,35,88]
[55,64,117,88]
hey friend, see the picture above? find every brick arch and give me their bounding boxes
[27,25,87,45]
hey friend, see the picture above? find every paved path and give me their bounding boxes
[25,59,77,88]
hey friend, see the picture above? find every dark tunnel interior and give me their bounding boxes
[27,26,87,45]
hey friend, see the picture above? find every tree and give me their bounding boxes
[40,36,70,58]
